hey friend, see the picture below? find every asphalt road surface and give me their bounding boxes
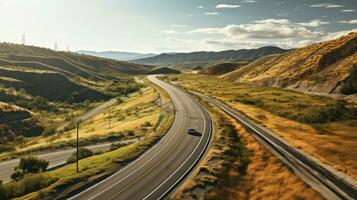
[68,75,212,200]
[196,92,357,200]
[0,139,138,183]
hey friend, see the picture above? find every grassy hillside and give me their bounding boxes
[0,43,150,149]
[223,32,357,94]
[0,67,109,102]
[200,62,248,75]
[171,74,357,179]
[0,43,151,77]
[0,43,150,101]
[146,67,181,75]
[132,46,287,66]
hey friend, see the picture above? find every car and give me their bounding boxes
[188,128,196,134]
[188,128,202,136]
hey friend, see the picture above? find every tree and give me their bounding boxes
[11,156,49,181]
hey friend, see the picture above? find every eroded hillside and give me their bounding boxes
[223,32,357,94]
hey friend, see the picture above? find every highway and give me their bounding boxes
[68,75,212,200]
[0,139,138,183]
[194,92,357,200]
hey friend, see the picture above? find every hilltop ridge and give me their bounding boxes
[222,32,357,94]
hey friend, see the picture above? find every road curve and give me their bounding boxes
[68,75,212,200]
[195,92,357,200]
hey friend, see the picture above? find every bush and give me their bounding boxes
[42,126,56,136]
[293,100,357,123]
[67,148,94,163]
[235,97,263,106]
[11,156,49,181]
[0,173,54,199]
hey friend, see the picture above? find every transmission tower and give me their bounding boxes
[22,34,25,45]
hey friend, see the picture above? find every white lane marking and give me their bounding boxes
[144,87,212,200]
[69,76,185,200]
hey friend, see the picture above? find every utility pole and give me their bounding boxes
[76,121,79,173]
[108,106,111,129]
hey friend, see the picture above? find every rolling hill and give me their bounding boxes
[77,50,156,61]
[132,46,287,66]
[0,43,151,102]
[222,32,357,95]
[146,67,181,75]
[200,62,249,75]
[0,43,151,78]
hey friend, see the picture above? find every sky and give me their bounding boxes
[0,0,356,53]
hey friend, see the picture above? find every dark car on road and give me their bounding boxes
[188,128,202,136]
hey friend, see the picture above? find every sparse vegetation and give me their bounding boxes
[222,33,357,95]
[341,65,357,94]
[11,157,49,181]
[66,148,94,163]
[173,73,357,179]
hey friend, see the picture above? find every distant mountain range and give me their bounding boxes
[132,46,288,66]
[77,50,156,61]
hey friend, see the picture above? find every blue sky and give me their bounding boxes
[0,0,356,53]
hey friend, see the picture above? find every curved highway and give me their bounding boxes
[69,75,212,200]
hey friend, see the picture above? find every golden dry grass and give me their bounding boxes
[223,32,357,94]
[226,113,323,200]
[175,99,322,199]
[5,86,162,154]
[0,102,26,113]
[173,74,357,180]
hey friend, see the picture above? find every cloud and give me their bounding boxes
[241,0,257,3]
[163,30,176,34]
[216,4,241,8]
[205,12,219,15]
[189,18,325,41]
[320,29,357,41]
[254,19,290,24]
[297,19,330,27]
[166,37,190,43]
[341,9,355,12]
[339,19,357,24]
[170,24,187,28]
[310,3,344,8]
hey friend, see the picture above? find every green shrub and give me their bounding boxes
[11,156,49,181]
[66,148,94,163]
[235,97,263,106]
[293,100,357,123]
[0,173,54,199]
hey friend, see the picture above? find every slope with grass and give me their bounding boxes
[0,79,174,200]
[223,32,357,94]
[146,66,181,75]
[200,62,248,75]
[170,74,357,181]
[0,43,151,77]
[133,46,287,66]
[175,99,322,200]
[0,67,109,102]
[0,85,164,160]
